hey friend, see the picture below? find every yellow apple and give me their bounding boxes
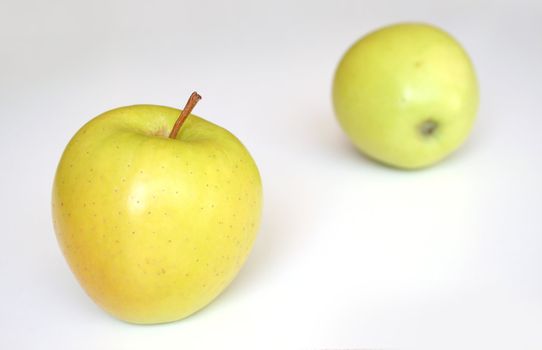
[52,93,262,324]
[333,23,479,169]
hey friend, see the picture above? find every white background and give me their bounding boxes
[1,0,541,349]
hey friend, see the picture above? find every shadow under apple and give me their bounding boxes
[185,189,289,322]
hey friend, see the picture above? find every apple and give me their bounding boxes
[332,23,479,169]
[52,93,262,324]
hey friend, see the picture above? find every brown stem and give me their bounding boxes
[169,92,202,139]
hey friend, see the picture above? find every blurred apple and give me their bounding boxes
[333,23,479,169]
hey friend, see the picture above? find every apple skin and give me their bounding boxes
[52,105,262,324]
[333,23,479,169]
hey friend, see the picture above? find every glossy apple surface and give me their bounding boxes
[52,104,262,324]
[333,23,479,169]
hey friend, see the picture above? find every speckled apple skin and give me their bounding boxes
[52,105,262,324]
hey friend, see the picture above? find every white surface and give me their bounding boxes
[1,0,542,349]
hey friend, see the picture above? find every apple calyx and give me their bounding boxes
[169,92,202,139]
[419,119,438,137]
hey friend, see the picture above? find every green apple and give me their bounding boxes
[52,93,262,324]
[333,23,479,169]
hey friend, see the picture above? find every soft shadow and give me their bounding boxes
[310,113,413,173]
[313,112,482,173]
[188,190,287,320]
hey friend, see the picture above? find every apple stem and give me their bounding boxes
[169,92,202,139]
